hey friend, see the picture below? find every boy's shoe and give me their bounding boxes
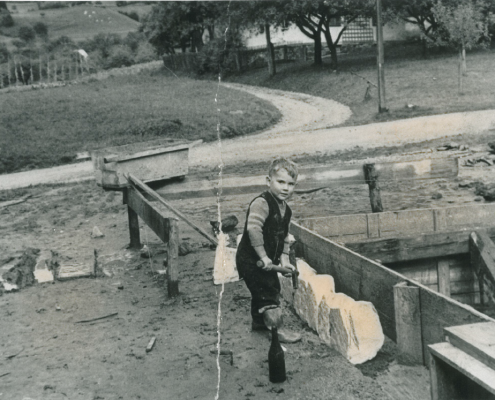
[251,321,269,331]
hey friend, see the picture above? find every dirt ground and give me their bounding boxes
[3,135,495,400]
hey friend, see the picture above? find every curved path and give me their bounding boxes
[1,83,495,190]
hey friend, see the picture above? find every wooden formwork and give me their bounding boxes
[291,204,495,366]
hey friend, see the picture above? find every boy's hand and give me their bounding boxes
[258,257,274,271]
[281,263,296,277]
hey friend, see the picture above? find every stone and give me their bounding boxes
[34,259,54,283]
[431,192,443,200]
[178,243,193,256]
[213,233,239,285]
[57,262,94,280]
[293,273,335,331]
[317,292,384,365]
[91,226,104,238]
[210,215,239,233]
[140,245,153,258]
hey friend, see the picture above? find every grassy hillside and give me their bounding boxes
[0,70,281,174]
[4,4,139,42]
[226,43,495,127]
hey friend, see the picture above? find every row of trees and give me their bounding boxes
[141,0,495,77]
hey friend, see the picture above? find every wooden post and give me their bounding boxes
[123,188,141,249]
[376,0,387,113]
[394,282,424,365]
[437,260,451,296]
[470,230,495,306]
[167,218,179,297]
[363,163,383,213]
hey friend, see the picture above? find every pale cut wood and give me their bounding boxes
[445,322,495,371]
[437,260,451,297]
[429,342,495,396]
[128,174,217,246]
[394,282,423,365]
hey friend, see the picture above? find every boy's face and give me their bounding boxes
[266,168,296,202]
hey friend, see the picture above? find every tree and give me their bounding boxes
[283,0,374,68]
[430,0,490,94]
[230,1,287,76]
[18,25,35,42]
[33,21,48,39]
[142,2,226,55]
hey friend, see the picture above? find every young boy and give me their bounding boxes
[236,157,301,343]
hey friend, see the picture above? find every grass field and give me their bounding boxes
[2,4,139,43]
[225,43,495,127]
[0,71,281,174]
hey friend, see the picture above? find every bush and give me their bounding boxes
[196,34,245,76]
[38,2,68,10]
[0,43,9,63]
[104,46,134,69]
[0,9,14,28]
[46,35,76,53]
[87,33,122,58]
[33,21,48,38]
[18,25,35,42]
[124,31,145,53]
[134,41,157,63]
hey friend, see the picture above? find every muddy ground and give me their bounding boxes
[2,135,495,400]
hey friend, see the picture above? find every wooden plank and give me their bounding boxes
[300,203,495,242]
[419,288,491,362]
[127,186,170,244]
[429,342,495,397]
[128,174,218,246]
[437,260,451,297]
[394,282,424,365]
[345,228,495,263]
[167,218,179,298]
[156,157,459,200]
[445,322,495,371]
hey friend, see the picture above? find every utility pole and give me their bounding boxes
[376,0,387,113]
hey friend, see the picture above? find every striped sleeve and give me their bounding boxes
[247,197,269,247]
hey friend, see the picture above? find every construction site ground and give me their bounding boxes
[2,84,495,399]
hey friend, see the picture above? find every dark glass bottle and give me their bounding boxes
[268,328,286,383]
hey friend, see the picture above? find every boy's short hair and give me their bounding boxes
[268,157,298,179]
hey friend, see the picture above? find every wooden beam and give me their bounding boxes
[470,230,495,306]
[123,188,141,249]
[394,282,424,365]
[167,218,179,298]
[127,173,218,246]
[127,186,171,244]
[363,163,383,213]
[345,227,495,264]
[156,157,459,200]
[299,203,495,243]
[437,260,451,297]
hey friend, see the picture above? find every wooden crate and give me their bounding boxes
[91,139,192,190]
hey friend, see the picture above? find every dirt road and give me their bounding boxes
[2,83,495,190]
